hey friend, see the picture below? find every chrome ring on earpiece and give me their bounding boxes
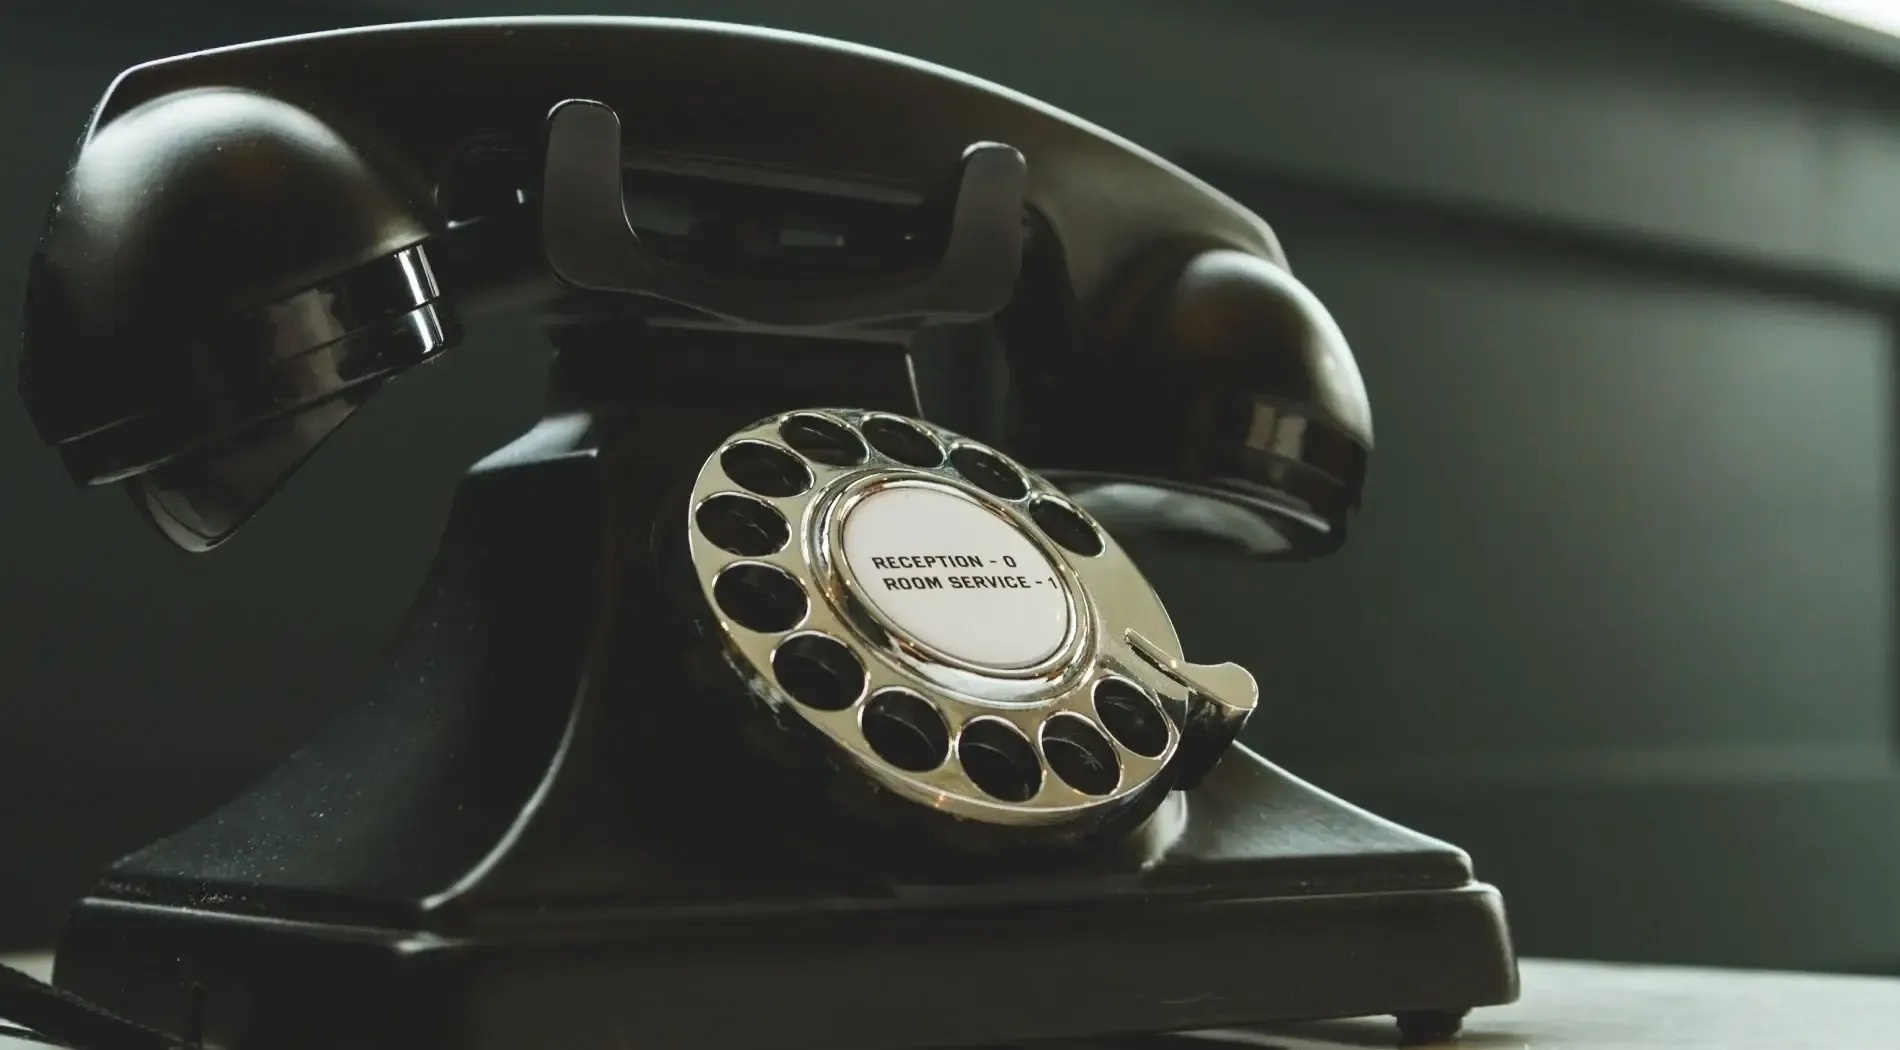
[682,408,1260,840]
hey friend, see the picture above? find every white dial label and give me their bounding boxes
[839,485,1070,670]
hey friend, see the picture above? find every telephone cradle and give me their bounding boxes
[10,17,1518,1050]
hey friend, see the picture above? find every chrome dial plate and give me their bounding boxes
[684,408,1256,829]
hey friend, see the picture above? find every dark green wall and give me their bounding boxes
[2,0,1896,974]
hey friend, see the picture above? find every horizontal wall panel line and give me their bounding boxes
[1195,157,1900,314]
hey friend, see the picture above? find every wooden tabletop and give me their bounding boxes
[3,954,1896,1048]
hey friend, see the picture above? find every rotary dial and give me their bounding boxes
[683,409,1258,834]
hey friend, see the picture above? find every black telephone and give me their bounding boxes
[7,17,1516,1050]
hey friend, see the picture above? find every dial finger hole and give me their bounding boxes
[720,440,812,498]
[1041,714,1122,797]
[771,633,866,711]
[712,563,808,633]
[862,415,945,468]
[1094,677,1169,758]
[950,445,1028,501]
[779,413,867,467]
[1029,496,1104,557]
[695,494,790,557]
[861,689,951,772]
[958,718,1043,803]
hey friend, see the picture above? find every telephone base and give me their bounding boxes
[53,748,1515,1049]
[47,395,1518,1048]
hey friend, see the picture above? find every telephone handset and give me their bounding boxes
[7,17,1512,1050]
[19,21,1365,559]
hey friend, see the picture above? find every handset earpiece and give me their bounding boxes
[1026,245,1372,559]
[18,86,454,550]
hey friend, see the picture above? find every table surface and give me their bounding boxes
[2,953,1897,1049]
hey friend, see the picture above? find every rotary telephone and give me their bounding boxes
[4,17,1517,1050]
